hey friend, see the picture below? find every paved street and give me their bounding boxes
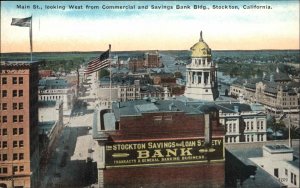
[40,110,98,188]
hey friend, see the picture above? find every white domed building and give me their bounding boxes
[184,31,219,101]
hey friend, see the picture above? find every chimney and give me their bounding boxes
[204,114,211,145]
[234,105,239,113]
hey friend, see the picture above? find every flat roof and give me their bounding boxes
[0,61,38,66]
[112,99,203,121]
[263,144,294,153]
[227,147,285,188]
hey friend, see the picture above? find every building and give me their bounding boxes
[150,72,176,86]
[93,99,225,187]
[250,144,299,188]
[128,58,144,72]
[225,140,299,188]
[38,78,76,111]
[38,100,64,168]
[229,73,300,128]
[0,61,40,188]
[214,103,267,143]
[184,31,219,101]
[144,51,161,68]
[97,75,169,108]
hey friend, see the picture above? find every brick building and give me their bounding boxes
[0,61,40,188]
[93,99,225,187]
[144,51,161,68]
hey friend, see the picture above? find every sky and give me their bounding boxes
[1,1,299,52]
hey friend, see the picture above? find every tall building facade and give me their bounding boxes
[185,31,219,101]
[0,61,40,188]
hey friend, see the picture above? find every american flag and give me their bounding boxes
[84,49,110,75]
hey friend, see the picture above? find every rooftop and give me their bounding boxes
[263,144,294,154]
[0,60,38,66]
[112,99,203,121]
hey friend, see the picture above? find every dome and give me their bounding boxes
[190,31,212,58]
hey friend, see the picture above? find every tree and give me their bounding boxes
[99,69,110,79]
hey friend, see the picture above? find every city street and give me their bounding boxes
[40,109,98,188]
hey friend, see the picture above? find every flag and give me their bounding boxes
[11,16,33,60]
[84,49,110,75]
[11,17,32,27]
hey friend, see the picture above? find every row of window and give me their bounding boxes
[0,128,24,135]
[39,95,63,101]
[1,90,24,97]
[0,153,25,161]
[153,115,173,121]
[0,166,25,174]
[283,169,297,186]
[245,121,264,130]
[0,115,24,123]
[0,140,24,149]
[246,134,265,142]
[1,77,23,85]
[0,102,24,110]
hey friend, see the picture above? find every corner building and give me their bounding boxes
[185,31,219,101]
[93,99,225,187]
[0,61,39,188]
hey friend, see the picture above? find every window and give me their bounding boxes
[2,90,7,97]
[13,103,18,110]
[2,167,7,173]
[19,77,23,84]
[2,129,7,135]
[19,115,23,122]
[2,141,7,148]
[13,153,18,160]
[2,116,7,123]
[2,103,7,110]
[274,168,279,178]
[19,153,24,160]
[13,90,18,97]
[285,169,288,176]
[19,141,24,147]
[1,77,7,84]
[13,128,18,135]
[13,77,17,84]
[13,166,18,173]
[13,141,18,148]
[19,128,23,135]
[19,90,23,97]
[19,166,24,172]
[19,103,23,109]
[13,115,18,122]
[164,115,172,121]
[251,122,253,130]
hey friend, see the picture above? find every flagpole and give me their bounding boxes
[30,15,33,62]
[109,44,112,108]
